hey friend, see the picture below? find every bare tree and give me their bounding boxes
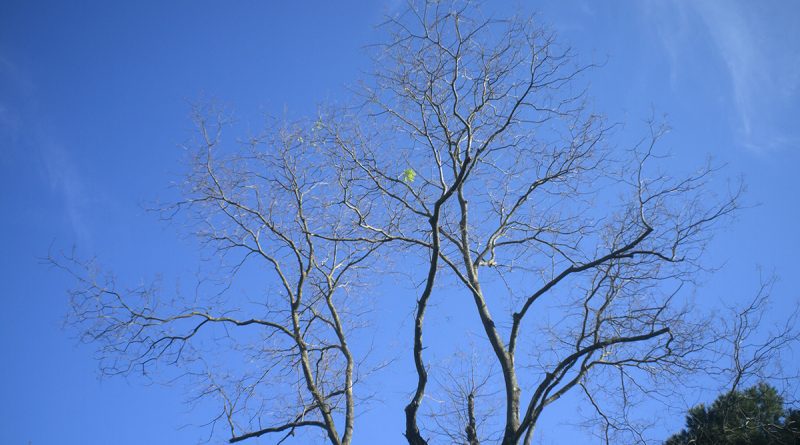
[55,107,386,445]
[320,2,740,444]
[712,275,800,399]
[55,2,796,445]
[659,277,800,445]
[427,353,500,445]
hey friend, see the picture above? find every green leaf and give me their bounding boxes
[402,168,416,183]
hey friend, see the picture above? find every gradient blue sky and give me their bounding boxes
[1,1,799,444]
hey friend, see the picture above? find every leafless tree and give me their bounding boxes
[713,275,800,399]
[320,2,740,444]
[55,107,386,445]
[427,353,500,445]
[54,2,798,445]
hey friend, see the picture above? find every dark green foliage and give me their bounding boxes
[665,383,800,445]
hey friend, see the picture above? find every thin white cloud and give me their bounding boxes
[1,54,95,247]
[0,57,30,151]
[0,55,35,95]
[0,102,21,135]
[40,140,94,248]
[643,0,690,89]
[691,1,760,138]
[645,0,800,153]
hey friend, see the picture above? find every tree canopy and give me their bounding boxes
[665,383,800,445]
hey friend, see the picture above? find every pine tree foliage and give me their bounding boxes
[665,383,800,445]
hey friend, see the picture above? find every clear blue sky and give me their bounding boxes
[1,1,799,444]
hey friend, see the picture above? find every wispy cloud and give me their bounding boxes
[643,1,690,89]
[0,55,95,247]
[0,57,31,146]
[39,140,94,248]
[645,0,800,153]
[691,2,761,140]
[0,102,21,136]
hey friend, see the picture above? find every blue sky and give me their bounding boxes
[1,1,799,444]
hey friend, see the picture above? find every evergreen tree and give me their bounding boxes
[666,383,800,445]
